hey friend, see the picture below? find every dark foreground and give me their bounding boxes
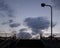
[0,37,60,48]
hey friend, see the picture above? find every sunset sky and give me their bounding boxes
[0,0,60,38]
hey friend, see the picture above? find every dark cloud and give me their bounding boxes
[9,23,20,28]
[51,0,60,10]
[31,29,43,35]
[0,0,14,17]
[17,32,32,39]
[19,28,27,32]
[0,0,5,10]
[24,17,50,35]
[9,19,13,23]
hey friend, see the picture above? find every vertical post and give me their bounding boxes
[48,5,53,39]
[46,5,53,39]
[41,3,53,39]
[51,6,53,39]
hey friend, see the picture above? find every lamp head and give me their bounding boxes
[41,3,46,7]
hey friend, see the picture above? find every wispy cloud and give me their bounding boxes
[0,0,14,17]
[51,0,60,10]
[1,19,13,25]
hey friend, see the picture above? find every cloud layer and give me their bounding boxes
[24,17,50,35]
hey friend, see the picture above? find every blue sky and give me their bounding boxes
[0,0,60,38]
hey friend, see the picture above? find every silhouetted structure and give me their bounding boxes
[41,3,53,39]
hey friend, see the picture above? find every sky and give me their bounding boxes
[0,0,60,38]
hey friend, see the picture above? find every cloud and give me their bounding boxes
[1,22,8,25]
[0,13,5,17]
[0,0,14,17]
[19,28,27,32]
[24,17,50,35]
[51,0,60,10]
[12,31,17,34]
[17,31,32,39]
[31,29,43,35]
[9,23,20,28]
[52,22,57,27]
[1,19,13,25]
[9,19,13,23]
[31,34,40,39]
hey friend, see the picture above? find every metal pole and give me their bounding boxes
[51,6,53,38]
[46,5,53,39]
[41,3,53,39]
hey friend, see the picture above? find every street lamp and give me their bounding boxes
[41,3,53,39]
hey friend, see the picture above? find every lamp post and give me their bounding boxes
[41,3,53,39]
